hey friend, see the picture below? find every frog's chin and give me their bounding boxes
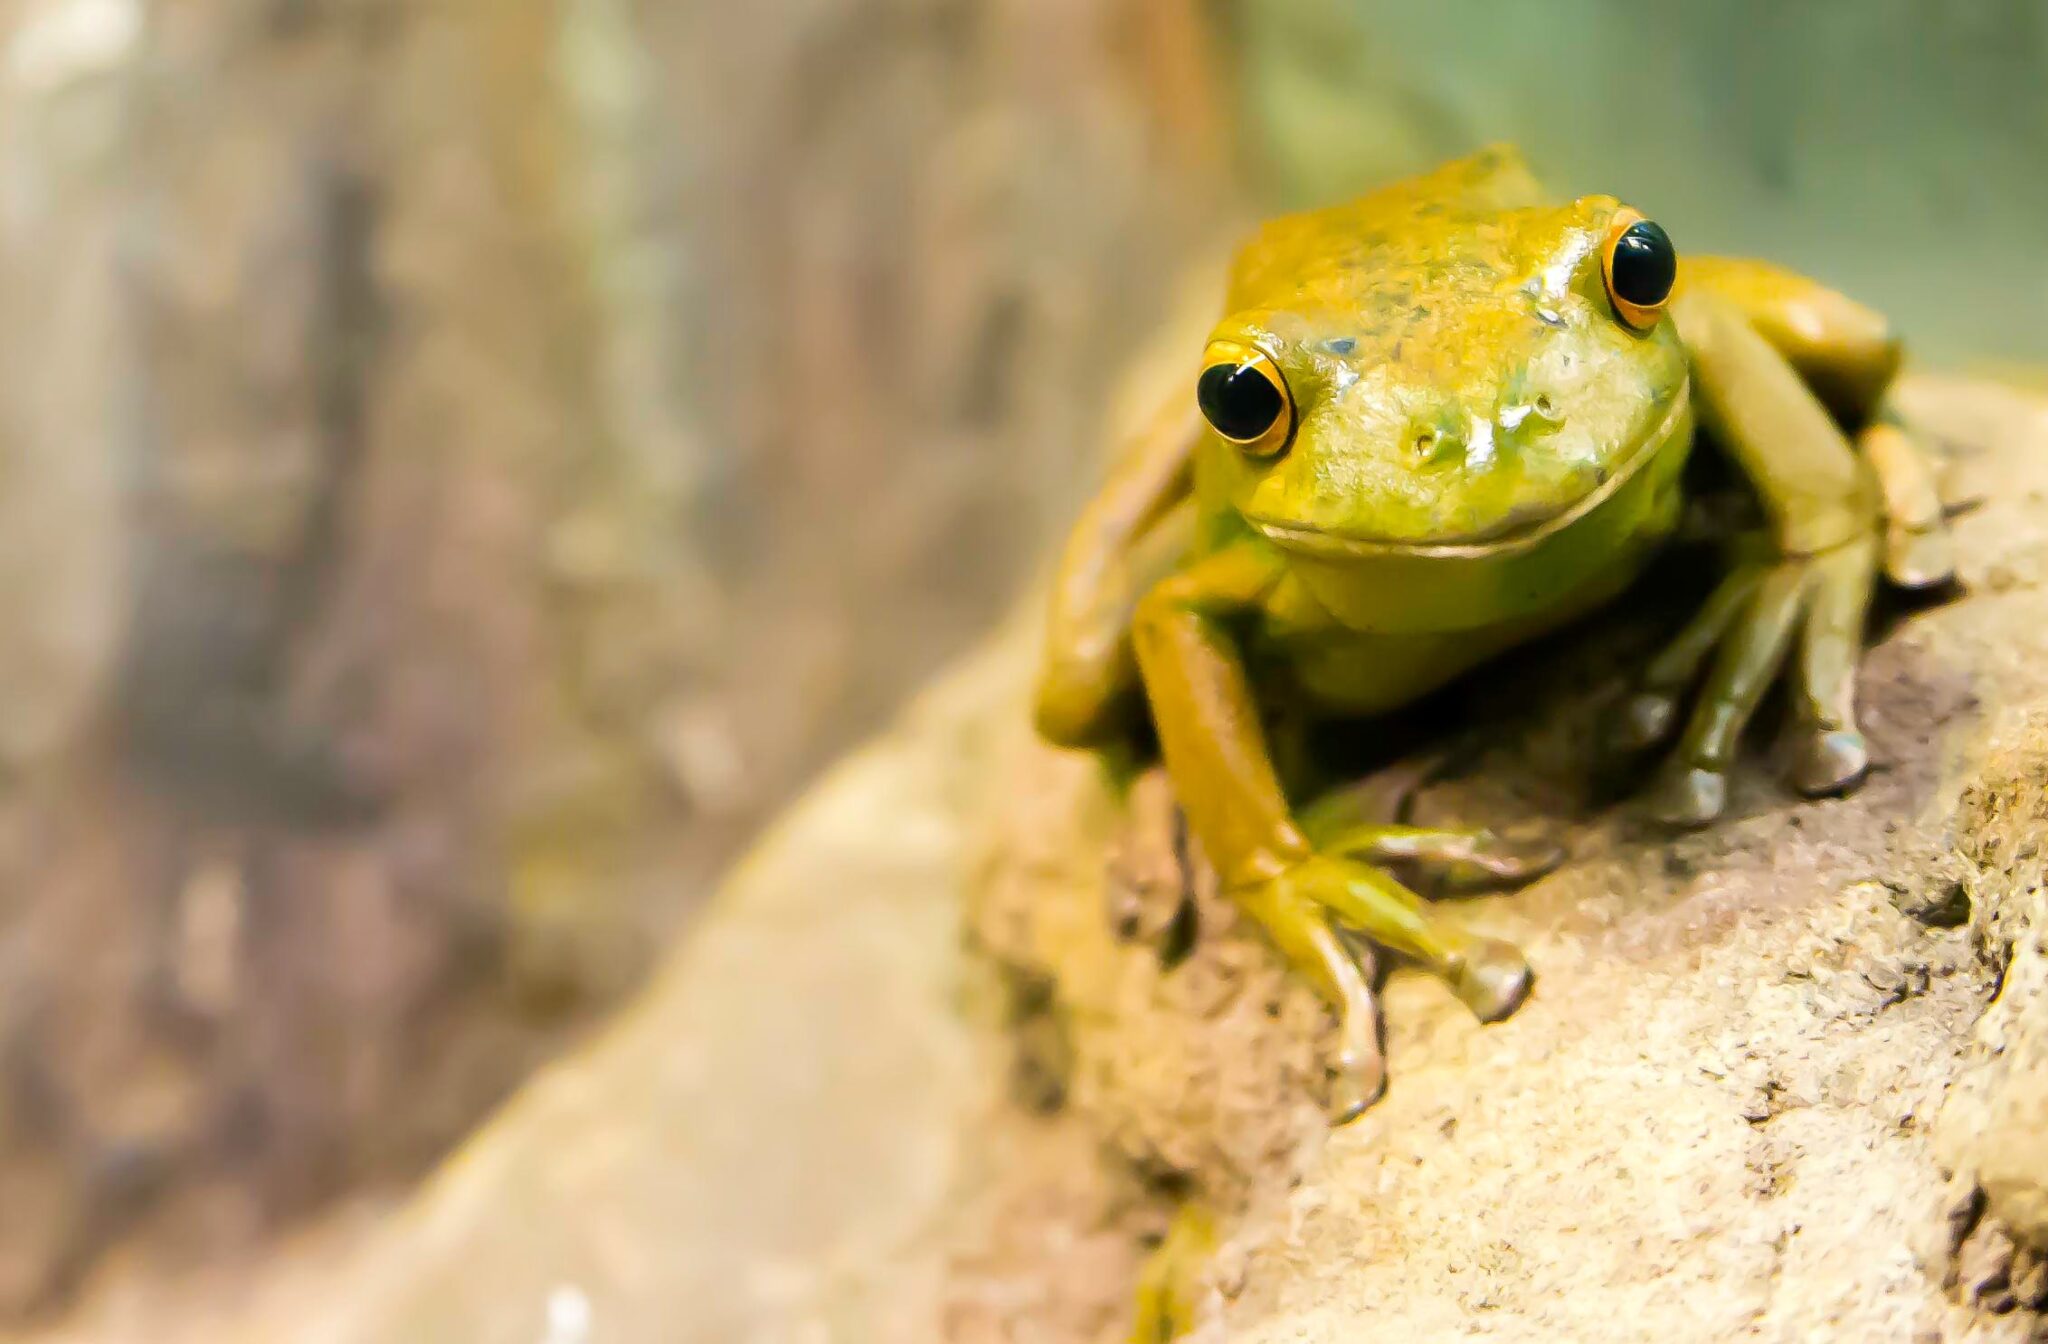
[1247,384,1690,561]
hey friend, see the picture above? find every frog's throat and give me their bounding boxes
[1249,380,1693,561]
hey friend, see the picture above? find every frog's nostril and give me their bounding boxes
[1413,425,1465,462]
[1499,394,1564,436]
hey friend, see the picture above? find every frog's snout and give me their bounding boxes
[1410,391,1565,473]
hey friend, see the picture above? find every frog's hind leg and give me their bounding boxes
[1682,254,1956,590]
[1679,255,1902,422]
[1860,415,1955,589]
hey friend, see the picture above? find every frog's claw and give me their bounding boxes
[1789,727,1870,796]
[1625,532,1883,827]
[1883,530,1955,592]
[1783,414,1955,787]
[1126,1202,1218,1344]
[1307,820,1564,892]
[1256,854,1534,1028]
[1236,883,1386,1121]
[1447,936,1536,1022]
[1607,690,1683,754]
[1298,775,1566,893]
[1236,842,1542,1119]
[1861,417,1957,590]
[1604,556,1767,759]
[1327,1035,1386,1124]
[1643,761,1729,829]
[1779,534,1881,795]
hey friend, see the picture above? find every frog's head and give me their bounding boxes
[1200,196,1690,558]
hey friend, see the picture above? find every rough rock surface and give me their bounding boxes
[76,376,2048,1343]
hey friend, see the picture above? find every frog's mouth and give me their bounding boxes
[1247,382,1691,561]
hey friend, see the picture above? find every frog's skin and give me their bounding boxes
[1034,146,1953,1122]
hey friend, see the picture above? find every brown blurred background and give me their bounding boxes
[0,0,2041,1324]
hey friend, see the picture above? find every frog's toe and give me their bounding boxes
[1607,689,1682,752]
[1269,856,1534,1032]
[1235,880,1390,1124]
[1447,936,1533,1023]
[1884,525,1956,591]
[1789,725,1870,797]
[1862,417,1958,591]
[1644,761,1728,829]
[1312,822,1564,892]
[1457,833,1567,885]
[1328,1039,1387,1124]
[1126,1202,1217,1344]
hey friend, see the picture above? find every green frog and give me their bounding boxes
[1035,146,1952,1119]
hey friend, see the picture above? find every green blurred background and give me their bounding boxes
[1241,0,2048,362]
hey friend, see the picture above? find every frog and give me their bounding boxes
[1033,145,1953,1121]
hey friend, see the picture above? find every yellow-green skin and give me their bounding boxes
[1204,154,1694,713]
[1035,147,1952,1130]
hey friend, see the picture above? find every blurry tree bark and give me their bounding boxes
[0,0,1230,1314]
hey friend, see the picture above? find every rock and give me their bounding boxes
[200,377,2048,1343]
[1890,873,1975,929]
[1936,727,2048,1256]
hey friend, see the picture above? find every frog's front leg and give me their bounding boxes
[1034,397,1200,747]
[1620,288,1896,825]
[1131,543,1530,1118]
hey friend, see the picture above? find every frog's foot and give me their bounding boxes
[1861,417,1957,591]
[1308,821,1565,893]
[1297,768,1564,894]
[1251,853,1533,1028]
[1446,935,1537,1022]
[1612,533,1883,828]
[1126,1201,1218,1344]
[1236,882,1385,1121]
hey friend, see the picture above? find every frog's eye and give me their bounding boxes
[1197,342,1294,457]
[1601,210,1677,330]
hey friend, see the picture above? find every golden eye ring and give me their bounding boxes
[1197,341,1294,457]
[1601,208,1677,330]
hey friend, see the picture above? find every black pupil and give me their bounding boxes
[1610,220,1676,308]
[1198,363,1283,441]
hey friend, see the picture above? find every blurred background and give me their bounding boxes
[0,0,2040,1328]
